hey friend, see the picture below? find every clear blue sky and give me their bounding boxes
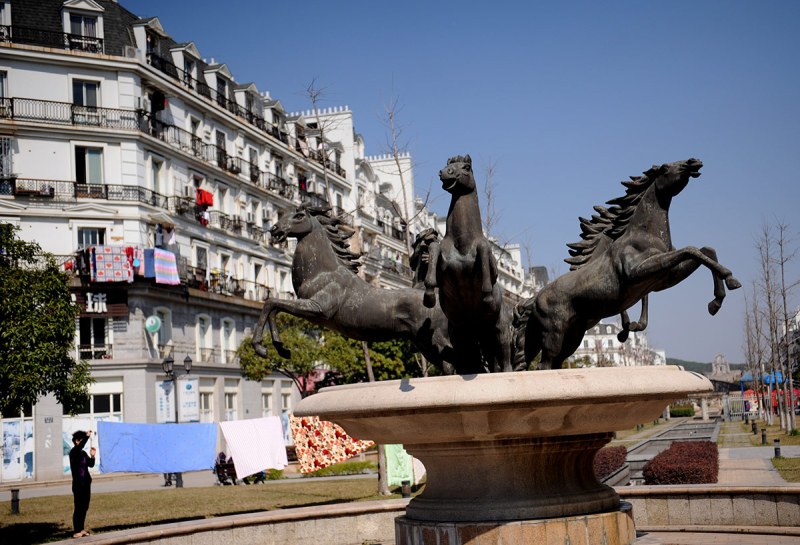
[122,0,800,364]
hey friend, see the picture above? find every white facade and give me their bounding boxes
[568,321,666,368]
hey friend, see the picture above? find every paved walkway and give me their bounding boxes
[637,531,800,544]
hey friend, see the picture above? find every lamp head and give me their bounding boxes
[184,355,192,373]
[162,355,174,374]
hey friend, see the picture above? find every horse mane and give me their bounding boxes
[305,206,362,273]
[564,165,660,269]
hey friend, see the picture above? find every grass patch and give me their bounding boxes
[773,457,800,482]
[609,418,670,447]
[747,421,800,447]
[302,461,377,478]
[0,478,396,544]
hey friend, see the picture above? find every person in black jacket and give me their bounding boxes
[69,430,96,538]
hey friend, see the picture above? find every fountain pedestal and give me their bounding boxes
[295,366,712,545]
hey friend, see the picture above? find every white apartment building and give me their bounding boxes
[568,321,667,368]
[0,0,440,483]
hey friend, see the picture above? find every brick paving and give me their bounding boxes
[637,530,800,544]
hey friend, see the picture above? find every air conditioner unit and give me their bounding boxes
[123,46,141,60]
[246,212,254,223]
[184,185,195,198]
[136,96,151,111]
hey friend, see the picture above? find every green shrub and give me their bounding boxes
[302,460,377,478]
[669,406,695,417]
[266,468,284,480]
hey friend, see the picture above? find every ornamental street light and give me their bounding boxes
[161,354,192,487]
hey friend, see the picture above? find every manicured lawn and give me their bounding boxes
[610,418,671,447]
[747,419,800,447]
[0,478,400,544]
[772,457,800,482]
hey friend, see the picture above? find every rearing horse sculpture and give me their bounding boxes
[514,158,741,370]
[423,155,512,373]
[251,206,474,373]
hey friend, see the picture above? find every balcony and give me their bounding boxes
[0,97,141,129]
[0,25,103,53]
[299,189,328,208]
[78,344,113,360]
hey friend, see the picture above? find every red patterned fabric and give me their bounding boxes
[93,246,133,282]
[289,415,374,473]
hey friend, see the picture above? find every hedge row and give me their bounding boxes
[670,406,695,417]
[594,445,628,480]
[643,440,718,485]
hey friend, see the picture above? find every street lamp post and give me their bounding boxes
[161,354,192,488]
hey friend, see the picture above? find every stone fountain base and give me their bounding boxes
[294,366,712,545]
[396,503,635,545]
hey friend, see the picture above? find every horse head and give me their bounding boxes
[439,154,475,195]
[650,158,703,199]
[270,206,318,243]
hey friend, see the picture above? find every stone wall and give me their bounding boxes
[618,485,800,532]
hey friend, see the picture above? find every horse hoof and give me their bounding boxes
[275,344,292,359]
[708,300,722,316]
[726,276,742,290]
[423,290,436,308]
[617,331,629,343]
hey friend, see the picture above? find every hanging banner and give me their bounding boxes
[155,377,199,423]
[155,380,175,423]
[178,376,200,423]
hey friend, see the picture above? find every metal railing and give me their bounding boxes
[0,25,103,53]
[2,97,141,129]
[78,344,113,360]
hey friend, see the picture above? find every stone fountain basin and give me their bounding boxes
[295,366,712,522]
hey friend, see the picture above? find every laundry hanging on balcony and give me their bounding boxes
[85,245,135,283]
[142,248,181,285]
[195,188,214,207]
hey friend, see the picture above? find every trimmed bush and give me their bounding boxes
[669,405,695,417]
[643,440,718,485]
[301,460,377,478]
[594,446,628,480]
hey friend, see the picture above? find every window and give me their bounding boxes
[194,245,208,270]
[75,147,103,185]
[224,392,237,421]
[216,77,227,107]
[78,317,111,359]
[196,315,212,362]
[78,227,105,247]
[583,340,589,349]
[281,381,293,412]
[0,71,7,100]
[150,157,164,194]
[0,136,12,180]
[215,130,226,164]
[183,59,195,87]
[70,14,97,37]
[155,308,172,350]
[221,318,235,364]
[199,392,213,423]
[262,392,272,417]
[72,80,98,108]
[607,339,613,348]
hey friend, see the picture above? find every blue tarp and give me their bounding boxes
[97,421,217,474]
[740,370,784,386]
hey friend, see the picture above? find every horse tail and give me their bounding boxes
[511,300,537,371]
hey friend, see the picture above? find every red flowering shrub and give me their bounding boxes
[594,446,628,480]
[643,440,718,485]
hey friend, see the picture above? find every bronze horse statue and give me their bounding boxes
[251,206,475,373]
[423,155,512,373]
[514,158,741,370]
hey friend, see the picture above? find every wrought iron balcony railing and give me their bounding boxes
[0,25,103,53]
[0,97,141,129]
[77,344,113,360]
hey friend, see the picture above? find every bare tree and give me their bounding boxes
[743,283,769,422]
[756,223,788,429]
[776,222,799,430]
[482,158,500,239]
[303,79,338,208]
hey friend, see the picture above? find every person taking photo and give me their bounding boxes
[69,430,96,538]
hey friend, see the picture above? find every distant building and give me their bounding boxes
[568,321,666,368]
[705,353,741,393]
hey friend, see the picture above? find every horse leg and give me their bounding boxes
[256,298,326,359]
[629,295,649,332]
[523,312,544,369]
[628,246,741,314]
[511,303,531,371]
[252,300,278,358]
[618,309,631,343]
[476,240,496,293]
[423,240,440,308]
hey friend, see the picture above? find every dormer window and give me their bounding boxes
[183,59,195,88]
[62,0,104,54]
[216,77,227,107]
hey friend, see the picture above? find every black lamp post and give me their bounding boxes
[161,354,192,487]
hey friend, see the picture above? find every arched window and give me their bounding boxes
[196,314,212,362]
[220,318,236,364]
